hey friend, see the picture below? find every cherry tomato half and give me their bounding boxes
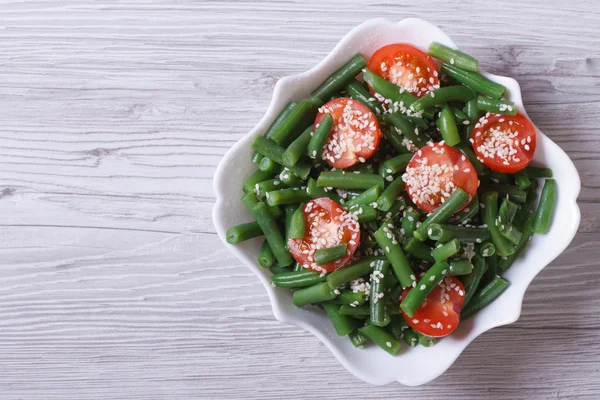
[288,197,360,274]
[314,98,382,169]
[401,276,465,338]
[367,43,440,98]
[471,113,536,174]
[402,142,479,213]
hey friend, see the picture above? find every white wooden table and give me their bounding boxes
[1,1,599,398]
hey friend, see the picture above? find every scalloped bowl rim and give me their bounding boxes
[212,18,581,386]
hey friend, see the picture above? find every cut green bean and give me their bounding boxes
[254,178,286,199]
[270,264,292,275]
[241,191,282,219]
[499,212,534,271]
[306,177,341,203]
[343,186,381,208]
[413,188,470,241]
[449,258,473,276]
[478,241,496,257]
[430,238,460,262]
[490,170,511,184]
[251,136,312,179]
[482,254,498,284]
[384,113,429,148]
[427,223,491,243]
[464,98,479,122]
[288,203,306,239]
[293,282,337,307]
[438,103,461,146]
[476,96,517,116]
[242,169,275,193]
[283,126,313,167]
[369,259,390,326]
[481,191,515,257]
[404,238,435,263]
[333,290,367,306]
[460,254,486,306]
[225,221,263,244]
[269,99,314,146]
[461,275,510,319]
[358,325,402,356]
[452,193,479,224]
[349,330,368,348]
[312,54,367,101]
[532,179,556,234]
[410,86,475,112]
[383,154,413,176]
[323,304,361,336]
[314,244,348,265]
[441,63,505,99]
[400,261,450,317]
[251,101,298,163]
[258,240,275,268]
[374,222,415,289]
[499,198,519,225]
[429,42,479,72]
[326,256,387,289]
[349,204,378,222]
[514,169,531,190]
[279,169,303,187]
[307,113,333,159]
[346,80,383,115]
[499,221,522,245]
[270,269,326,288]
[526,166,553,178]
[376,177,405,212]
[339,304,370,316]
[259,157,280,173]
[266,188,311,206]
[451,106,470,124]
[390,316,419,347]
[417,333,438,347]
[400,209,421,239]
[383,126,412,154]
[252,202,293,266]
[362,68,418,109]
[317,171,384,190]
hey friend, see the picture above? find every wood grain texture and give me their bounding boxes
[0,0,599,398]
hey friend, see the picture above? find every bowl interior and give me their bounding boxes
[212,18,581,386]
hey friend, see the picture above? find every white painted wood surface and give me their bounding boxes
[0,1,599,398]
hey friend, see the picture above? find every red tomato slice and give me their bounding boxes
[367,43,440,98]
[314,98,382,169]
[288,197,360,274]
[471,113,536,174]
[402,142,479,213]
[401,276,465,338]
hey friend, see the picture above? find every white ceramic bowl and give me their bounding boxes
[212,18,581,386]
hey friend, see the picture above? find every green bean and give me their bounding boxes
[456,142,486,176]
[343,186,381,208]
[251,101,298,163]
[449,258,473,276]
[332,290,367,306]
[376,177,405,212]
[270,264,292,275]
[306,177,341,203]
[374,222,415,289]
[477,241,496,257]
[499,212,534,271]
[279,169,303,187]
[317,171,384,190]
[266,188,311,206]
[241,191,282,219]
[413,188,470,241]
[314,244,348,265]
[252,202,293,266]
[382,154,413,176]
[362,68,418,110]
[339,304,370,316]
[225,221,263,244]
[258,240,275,268]
[268,99,314,146]
[259,157,280,173]
[288,203,306,239]
[326,256,387,289]
[499,221,522,245]
[349,204,378,222]
[251,136,312,179]
[429,42,479,72]
[451,106,470,125]
[358,325,402,356]
[390,316,419,347]
[282,126,312,167]
[307,113,333,160]
[461,275,510,319]
[383,126,412,154]
[482,254,498,284]
[427,223,491,243]
[513,189,537,227]
[410,86,475,112]
[438,103,461,146]
[384,113,429,148]
[525,166,553,178]
[514,169,531,190]
[461,254,486,306]
[385,198,407,220]
[398,211,418,239]
[476,96,517,116]
[532,179,556,234]
[452,193,479,224]
[349,330,368,348]
[270,269,326,288]
[369,259,390,326]
[400,261,450,317]
[242,169,275,193]
[498,198,519,225]
[481,191,515,257]
[292,282,337,307]
[430,238,460,262]
[323,304,361,336]
[417,332,438,347]
[254,178,286,199]
[312,54,367,102]
[464,98,480,122]
[441,63,506,99]
[406,115,429,130]
[404,238,435,263]
[490,170,511,184]
[346,80,383,115]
